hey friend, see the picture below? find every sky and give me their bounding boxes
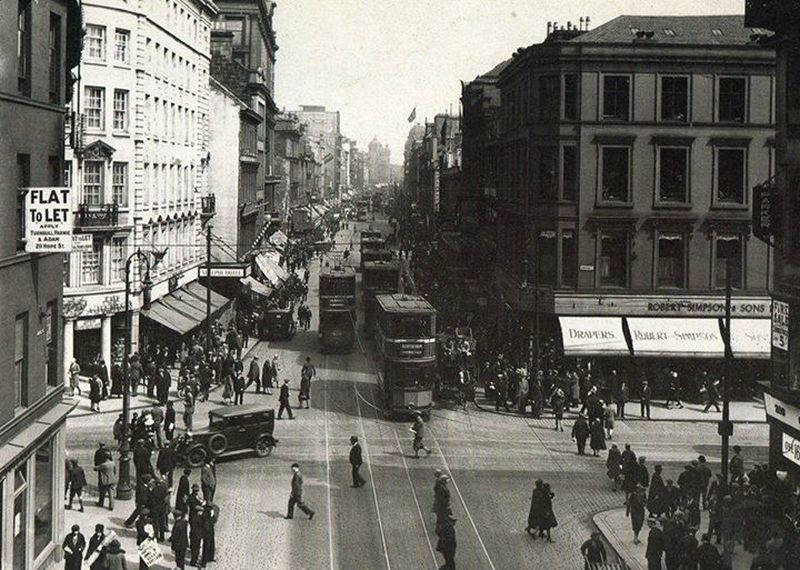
[274,0,746,161]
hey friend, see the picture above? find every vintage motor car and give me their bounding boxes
[260,306,297,340]
[173,404,278,467]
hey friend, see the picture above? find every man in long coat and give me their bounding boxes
[349,436,366,487]
[571,414,590,455]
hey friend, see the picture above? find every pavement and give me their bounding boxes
[473,395,767,424]
[62,220,771,570]
[594,507,755,570]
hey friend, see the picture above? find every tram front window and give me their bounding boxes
[386,361,435,389]
[320,278,354,297]
[321,311,352,328]
[391,316,430,337]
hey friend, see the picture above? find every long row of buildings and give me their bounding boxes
[407,14,779,401]
[0,0,384,566]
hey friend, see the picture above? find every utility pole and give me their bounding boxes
[720,256,734,494]
[201,194,216,356]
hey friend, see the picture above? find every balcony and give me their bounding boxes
[75,203,119,229]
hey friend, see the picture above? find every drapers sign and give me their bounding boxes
[23,187,73,253]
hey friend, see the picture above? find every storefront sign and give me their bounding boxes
[75,318,102,331]
[627,317,725,357]
[764,393,800,432]
[72,233,94,253]
[555,293,771,317]
[199,266,248,278]
[63,293,126,318]
[782,433,800,467]
[772,300,789,351]
[23,187,73,253]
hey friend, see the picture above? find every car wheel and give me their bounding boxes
[255,437,273,457]
[208,433,228,455]
[187,446,207,468]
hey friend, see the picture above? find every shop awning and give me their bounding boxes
[559,317,629,356]
[728,319,771,360]
[627,317,725,358]
[143,282,230,335]
[240,275,273,298]
[255,251,290,287]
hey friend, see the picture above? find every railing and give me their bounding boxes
[75,203,119,228]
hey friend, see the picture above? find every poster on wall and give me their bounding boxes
[22,187,73,253]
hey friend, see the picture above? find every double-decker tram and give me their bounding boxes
[318,265,357,352]
[356,199,370,221]
[362,260,400,337]
[359,230,388,269]
[374,294,437,418]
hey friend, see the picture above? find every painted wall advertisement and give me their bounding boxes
[23,187,73,253]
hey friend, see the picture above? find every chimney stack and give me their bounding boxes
[547,21,552,36]
[586,16,591,30]
[579,16,584,31]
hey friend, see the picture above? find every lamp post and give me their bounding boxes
[201,194,216,357]
[118,248,166,500]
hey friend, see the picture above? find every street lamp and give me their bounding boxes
[201,194,216,357]
[117,248,166,500]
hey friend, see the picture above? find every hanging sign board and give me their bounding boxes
[23,187,73,253]
[772,300,789,351]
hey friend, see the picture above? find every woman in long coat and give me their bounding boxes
[606,444,623,491]
[540,482,558,542]
[590,418,606,456]
[628,484,646,544]
[526,479,546,537]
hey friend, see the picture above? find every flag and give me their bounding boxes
[407,107,416,123]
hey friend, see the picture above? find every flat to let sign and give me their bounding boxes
[772,300,789,351]
[23,187,72,253]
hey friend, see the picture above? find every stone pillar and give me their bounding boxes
[101,316,112,374]
[63,319,74,389]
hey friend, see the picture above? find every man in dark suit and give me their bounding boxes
[188,486,206,567]
[63,524,86,570]
[286,463,314,519]
[436,515,457,570]
[85,524,106,570]
[278,379,294,419]
[349,436,366,487]
[176,468,191,514]
[248,356,261,393]
[156,444,176,488]
[571,414,590,455]
[201,502,219,565]
[171,510,190,570]
[150,476,170,542]
[262,356,276,395]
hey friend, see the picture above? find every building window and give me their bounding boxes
[18,1,32,95]
[85,87,105,130]
[111,236,127,283]
[658,147,689,203]
[561,229,576,288]
[83,161,104,204]
[599,232,628,287]
[603,75,630,121]
[715,234,743,289]
[718,77,746,123]
[537,230,557,285]
[538,146,558,200]
[114,29,130,64]
[113,89,129,131]
[660,76,688,122]
[656,232,686,288]
[600,146,630,202]
[45,300,58,387]
[562,145,577,202]
[15,312,29,410]
[49,13,62,103]
[85,25,106,60]
[563,74,579,120]
[225,17,245,45]
[112,162,128,206]
[539,75,560,122]
[81,237,102,285]
[13,464,28,569]
[34,440,54,558]
[715,148,746,204]
[17,153,30,251]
